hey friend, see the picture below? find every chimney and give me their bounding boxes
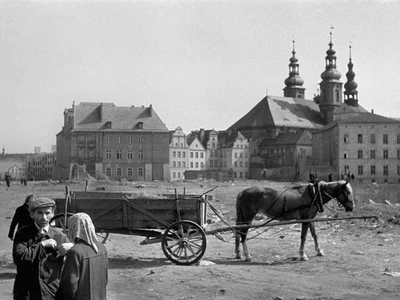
[149,104,153,117]
[99,103,103,121]
[371,109,374,114]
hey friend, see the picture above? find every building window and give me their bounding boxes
[195,162,199,168]
[178,151,181,158]
[116,168,122,177]
[344,134,349,143]
[343,151,348,159]
[358,165,363,175]
[383,150,388,159]
[106,168,112,177]
[116,150,122,159]
[190,152,193,158]
[383,134,388,144]
[182,152,186,158]
[106,150,112,159]
[137,122,143,129]
[357,150,363,159]
[173,151,176,157]
[137,167,144,177]
[370,150,376,159]
[370,134,376,144]
[397,165,400,175]
[371,165,376,175]
[210,161,214,167]
[172,172,176,178]
[200,162,204,168]
[383,165,389,176]
[117,136,121,143]
[234,162,237,167]
[173,162,176,167]
[195,152,198,158]
[127,168,133,177]
[190,162,193,168]
[139,136,143,143]
[128,150,133,159]
[357,134,363,143]
[129,136,133,144]
[138,150,143,160]
[105,136,111,143]
[182,162,186,168]
[200,153,204,158]
[397,134,400,144]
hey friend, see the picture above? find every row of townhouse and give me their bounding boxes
[169,127,249,181]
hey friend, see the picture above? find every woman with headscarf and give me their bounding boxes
[55,213,108,300]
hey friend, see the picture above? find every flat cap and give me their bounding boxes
[30,197,55,212]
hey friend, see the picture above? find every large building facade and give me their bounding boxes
[56,102,170,181]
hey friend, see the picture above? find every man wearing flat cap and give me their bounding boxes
[12,197,73,300]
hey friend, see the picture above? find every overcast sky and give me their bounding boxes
[0,0,398,153]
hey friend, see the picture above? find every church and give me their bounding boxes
[228,33,400,183]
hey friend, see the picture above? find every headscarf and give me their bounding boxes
[67,213,98,253]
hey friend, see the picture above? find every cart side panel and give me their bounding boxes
[55,193,205,230]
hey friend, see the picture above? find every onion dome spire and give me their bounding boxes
[321,32,341,81]
[284,40,304,87]
[283,40,305,98]
[344,44,358,106]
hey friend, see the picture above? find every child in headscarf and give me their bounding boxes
[56,213,108,300]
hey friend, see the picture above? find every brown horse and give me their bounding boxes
[235,180,354,262]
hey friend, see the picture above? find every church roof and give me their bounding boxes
[335,102,368,115]
[228,95,325,131]
[72,102,168,132]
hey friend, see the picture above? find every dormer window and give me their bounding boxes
[105,121,112,129]
[137,122,143,129]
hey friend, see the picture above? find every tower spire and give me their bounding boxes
[283,40,305,99]
[344,43,358,106]
[318,31,343,123]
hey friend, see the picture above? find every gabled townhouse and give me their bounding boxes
[169,127,189,181]
[187,134,206,171]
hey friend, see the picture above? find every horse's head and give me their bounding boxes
[336,180,354,212]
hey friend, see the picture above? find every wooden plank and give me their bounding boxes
[122,197,171,227]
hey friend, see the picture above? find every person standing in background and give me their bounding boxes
[8,194,35,241]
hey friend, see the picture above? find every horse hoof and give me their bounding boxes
[300,256,309,261]
[235,255,242,260]
[317,251,325,257]
[245,257,252,262]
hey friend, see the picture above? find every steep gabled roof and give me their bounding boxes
[73,102,168,132]
[228,95,325,131]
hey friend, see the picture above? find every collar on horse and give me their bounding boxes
[308,181,324,213]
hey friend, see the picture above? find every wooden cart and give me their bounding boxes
[53,190,208,266]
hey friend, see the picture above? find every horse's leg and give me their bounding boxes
[234,229,241,259]
[241,228,252,262]
[309,222,324,257]
[299,223,310,261]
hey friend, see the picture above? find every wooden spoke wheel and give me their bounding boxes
[50,213,74,233]
[161,220,207,266]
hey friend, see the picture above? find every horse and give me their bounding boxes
[234,180,354,262]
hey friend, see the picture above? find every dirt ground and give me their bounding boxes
[1,179,400,300]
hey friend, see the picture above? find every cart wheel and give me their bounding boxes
[50,213,74,233]
[161,220,207,266]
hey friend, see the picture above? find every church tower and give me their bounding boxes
[283,41,305,99]
[344,45,359,107]
[319,32,343,123]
